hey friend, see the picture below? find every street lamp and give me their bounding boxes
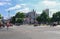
[8,10,10,18]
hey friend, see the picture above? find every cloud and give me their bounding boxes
[0,2,11,6]
[42,1,56,6]
[36,11,42,14]
[0,0,11,2]
[16,8,30,13]
[35,0,60,9]
[42,0,60,7]
[0,2,7,6]
[6,4,30,13]
[50,9,59,13]
[21,4,27,6]
[0,0,11,6]
[41,0,60,17]
[6,4,28,11]
[34,0,60,17]
[49,9,58,17]
[7,4,21,11]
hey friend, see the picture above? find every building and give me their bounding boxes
[24,9,38,24]
[43,9,49,17]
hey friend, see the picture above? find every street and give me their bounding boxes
[0,25,60,39]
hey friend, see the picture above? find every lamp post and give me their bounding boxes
[6,10,10,30]
[8,10,10,24]
[8,10,10,18]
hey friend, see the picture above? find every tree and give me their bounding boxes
[10,12,25,24]
[36,16,41,24]
[10,16,15,24]
[52,11,60,24]
[15,12,25,23]
[15,12,25,18]
[0,14,2,19]
[36,11,49,24]
[16,18,23,23]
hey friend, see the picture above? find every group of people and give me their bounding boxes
[0,17,11,30]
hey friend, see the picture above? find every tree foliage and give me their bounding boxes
[16,18,23,23]
[10,16,15,24]
[36,11,49,24]
[11,12,25,24]
[0,14,2,19]
[51,11,60,24]
[15,12,25,18]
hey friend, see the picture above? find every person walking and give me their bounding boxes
[6,21,10,30]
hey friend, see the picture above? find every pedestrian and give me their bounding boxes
[6,21,10,30]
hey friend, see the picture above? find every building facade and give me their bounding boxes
[43,9,49,17]
[24,9,38,24]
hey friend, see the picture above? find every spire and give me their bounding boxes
[33,9,34,12]
[32,9,36,13]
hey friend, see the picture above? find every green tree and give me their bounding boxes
[36,11,49,24]
[10,16,15,24]
[16,18,23,23]
[11,12,25,24]
[36,15,41,24]
[52,11,60,24]
[0,14,2,19]
[15,12,25,18]
[15,12,25,23]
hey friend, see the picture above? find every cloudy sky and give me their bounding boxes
[0,0,60,19]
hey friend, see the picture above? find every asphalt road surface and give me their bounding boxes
[0,25,60,39]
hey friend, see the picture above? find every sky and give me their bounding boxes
[0,0,60,19]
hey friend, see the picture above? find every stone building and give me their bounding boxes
[43,9,49,17]
[24,9,38,24]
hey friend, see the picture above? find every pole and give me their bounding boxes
[7,11,10,30]
[8,11,10,18]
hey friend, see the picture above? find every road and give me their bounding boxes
[0,25,60,39]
